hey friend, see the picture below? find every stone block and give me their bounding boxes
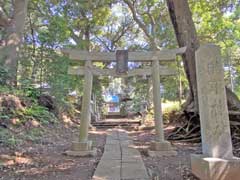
[120,140,134,147]
[104,144,120,152]
[101,152,121,160]
[65,141,96,157]
[148,150,177,157]
[71,141,92,151]
[191,154,240,180]
[195,44,233,158]
[150,141,174,151]
[93,159,121,180]
[105,139,119,145]
[121,161,150,179]
[65,148,97,157]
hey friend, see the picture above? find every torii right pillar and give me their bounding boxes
[191,44,240,180]
[148,57,177,157]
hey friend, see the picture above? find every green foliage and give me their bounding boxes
[23,105,57,125]
[2,0,240,121]
[0,66,9,85]
[0,128,22,147]
[23,128,44,143]
[0,127,45,147]
[190,0,240,51]
[24,86,41,99]
[0,84,58,126]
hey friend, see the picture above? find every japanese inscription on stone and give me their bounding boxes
[116,50,128,74]
[195,44,233,158]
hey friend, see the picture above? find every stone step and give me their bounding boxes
[92,120,141,128]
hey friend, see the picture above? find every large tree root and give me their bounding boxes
[167,112,201,142]
[167,111,240,146]
[170,86,240,145]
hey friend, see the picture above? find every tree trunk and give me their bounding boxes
[0,0,28,86]
[167,0,199,113]
[167,0,240,113]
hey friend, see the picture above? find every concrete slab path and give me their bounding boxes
[93,129,150,180]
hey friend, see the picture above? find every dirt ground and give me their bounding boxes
[0,124,106,180]
[129,128,200,180]
[1,123,239,180]
[131,125,240,180]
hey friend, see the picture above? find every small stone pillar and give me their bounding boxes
[191,44,240,180]
[66,61,96,156]
[149,58,176,156]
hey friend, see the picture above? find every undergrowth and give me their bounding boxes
[0,85,58,147]
[162,101,181,123]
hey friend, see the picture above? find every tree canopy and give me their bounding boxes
[0,0,239,109]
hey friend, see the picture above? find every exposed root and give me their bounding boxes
[167,111,240,145]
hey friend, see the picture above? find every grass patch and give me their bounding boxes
[23,128,44,143]
[0,128,22,147]
[23,105,57,125]
[162,101,181,123]
[162,101,181,113]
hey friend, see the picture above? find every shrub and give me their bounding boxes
[23,104,57,125]
[0,128,22,147]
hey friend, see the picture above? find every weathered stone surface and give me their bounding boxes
[79,61,93,142]
[93,159,121,180]
[116,50,128,74]
[191,154,240,180]
[101,147,121,160]
[148,150,177,157]
[121,162,149,179]
[120,140,134,147]
[71,141,92,151]
[150,59,175,155]
[105,139,119,145]
[152,59,164,142]
[65,148,97,157]
[150,141,174,151]
[122,147,141,156]
[195,44,233,158]
[104,142,120,152]
[191,44,240,179]
[93,130,150,179]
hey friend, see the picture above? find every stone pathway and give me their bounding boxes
[93,129,150,180]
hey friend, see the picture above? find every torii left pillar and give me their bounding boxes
[66,61,96,156]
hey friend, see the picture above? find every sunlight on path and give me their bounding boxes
[93,129,150,180]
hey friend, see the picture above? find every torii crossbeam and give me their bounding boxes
[62,47,186,156]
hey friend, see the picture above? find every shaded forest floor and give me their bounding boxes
[1,121,239,180]
[0,123,106,180]
[131,126,240,180]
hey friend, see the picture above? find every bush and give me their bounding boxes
[0,66,10,85]
[0,128,22,147]
[23,104,57,125]
[24,128,44,143]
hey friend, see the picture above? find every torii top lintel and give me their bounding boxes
[61,47,186,62]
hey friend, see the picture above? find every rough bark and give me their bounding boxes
[226,87,240,111]
[0,0,29,86]
[167,0,199,113]
[167,0,240,113]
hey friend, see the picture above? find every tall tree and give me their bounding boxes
[166,0,199,113]
[167,0,240,113]
[0,0,29,86]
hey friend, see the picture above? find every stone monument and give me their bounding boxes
[191,44,240,180]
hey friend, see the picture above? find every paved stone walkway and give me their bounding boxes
[93,129,150,180]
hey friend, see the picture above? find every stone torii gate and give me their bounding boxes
[62,47,186,156]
